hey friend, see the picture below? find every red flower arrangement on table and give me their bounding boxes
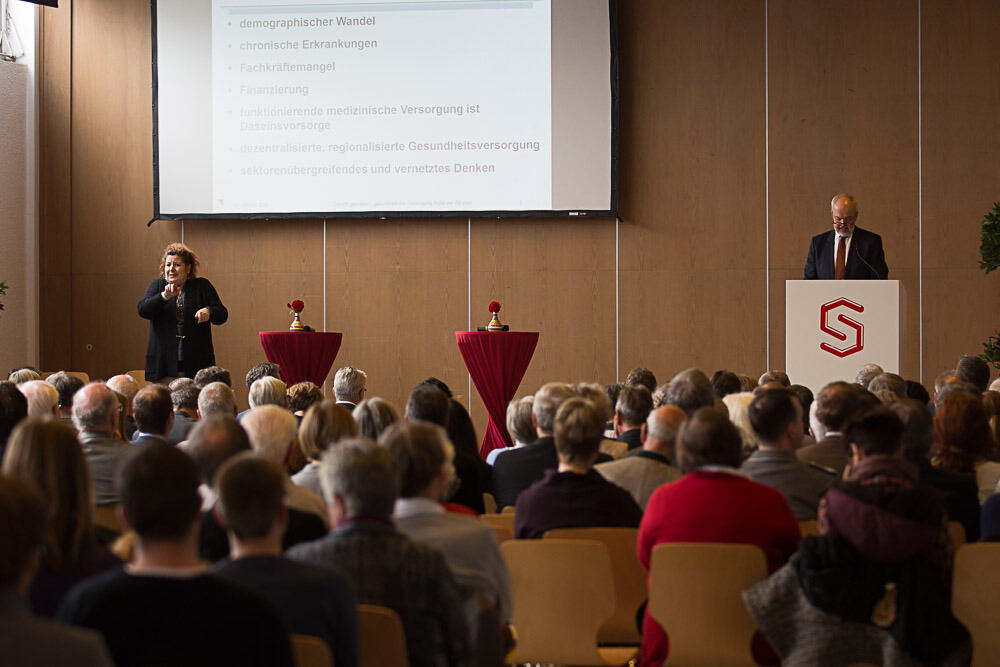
[489,301,502,314]
[287,300,305,314]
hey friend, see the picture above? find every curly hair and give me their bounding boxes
[158,242,200,278]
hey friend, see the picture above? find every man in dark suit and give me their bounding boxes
[804,193,888,280]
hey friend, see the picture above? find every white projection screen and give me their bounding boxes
[152,0,618,220]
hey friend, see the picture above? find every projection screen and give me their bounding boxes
[152,0,617,219]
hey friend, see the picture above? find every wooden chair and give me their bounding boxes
[358,604,408,667]
[798,520,819,537]
[290,634,332,667]
[488,524,513,544]
[648,543,767,666]
[482,492,497,514]
[479,512,515,535]
[126,369,147,387]
[500,505,516,515]
[501,539,635,665]
[948,521,967,548]
[952,543,1000,666]
[544,527,644,645]
[92,504,126,534]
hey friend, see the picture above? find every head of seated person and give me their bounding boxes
[554,398,604,473]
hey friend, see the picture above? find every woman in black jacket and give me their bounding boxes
[138,243,228,382]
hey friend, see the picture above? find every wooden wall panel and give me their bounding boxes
[38,2,73,371]
[768,0,920,381]
[617,0,768,382]
[325,220,467,418]
[184,220,324,407]
[468,218,617,430]
[921,1,1000,382]
[69,0,177,379]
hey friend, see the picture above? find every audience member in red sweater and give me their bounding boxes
[637,407,801,666]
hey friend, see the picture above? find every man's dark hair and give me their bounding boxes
[844,407,904,457]
[710,370,741,399]
[46,372,84,408]
[665,369,715,417]
[956,355,990,393]
[0,475,46,588]
[245,362,281,391]
[193,366,231,388]
[615,385,653,428]
[0,381,28,445]
[905,380,931,404]
[868,373,906,398]
[758,370,791,387]
[215,454,286,540]
[380,421,449,498]
[748,388,799,443]
[405,384,449,427]
[605,383,623,410]
[133,385,173,435]
[186,415,251,485]
[815,381,860,431]
[553,398,604,464]
[889,399,933,460]
[788,385,814,434]
[677,407,742,473]
[625,367,657,393]
[119,442,201,541]
[171,384,200,412]
[419,377,453,399]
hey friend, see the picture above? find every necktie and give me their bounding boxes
[835,236,846,280]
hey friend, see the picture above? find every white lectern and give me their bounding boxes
[786,280,905,393]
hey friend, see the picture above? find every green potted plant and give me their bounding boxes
[978,203,1000,366]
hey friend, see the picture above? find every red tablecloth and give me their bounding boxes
[455,331,539,459]
[259,331,343,388]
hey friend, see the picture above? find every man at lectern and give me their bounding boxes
[803,193,888,280]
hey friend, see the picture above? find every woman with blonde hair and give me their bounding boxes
[723,391,758,459]
[1,418,120,615]
[353,396,400,441]
[291,400,358,500]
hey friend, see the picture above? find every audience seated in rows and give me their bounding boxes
[212,454,359,667]
[745,408,971,666]
[352,396,399,440]
[287,438,469,667]
[2,419,121,616]
[291,401,358,501]
[168,383,199,445]
[638,407,800,666]
[595,405,684,509]
[57,443,295,667]
[515,397,641,538]
[742,388,834,521]
[131,384,173,447]
[241,405,328,523]
[72,383,129,505]
[0,475,114,665]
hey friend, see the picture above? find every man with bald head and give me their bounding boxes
[804,193,888,280]
[595,405,684,509]
[72,382,130,505]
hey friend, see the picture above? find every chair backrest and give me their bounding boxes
[501,538,614,665]
[948,521,966,548]
[501,505,516,515]
[480,512,515,535]
[798,520,819,537]
[92,504,126,534]
[482,492,497,515]
[126,370,147,387]
[290,634,332,667]
[648,542,767,667]
[952,542,1000,667]
[544,527,644,645]
[358,604,409,667]
[488,524,514,544]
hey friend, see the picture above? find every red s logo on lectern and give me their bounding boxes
[819,298,865,358]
